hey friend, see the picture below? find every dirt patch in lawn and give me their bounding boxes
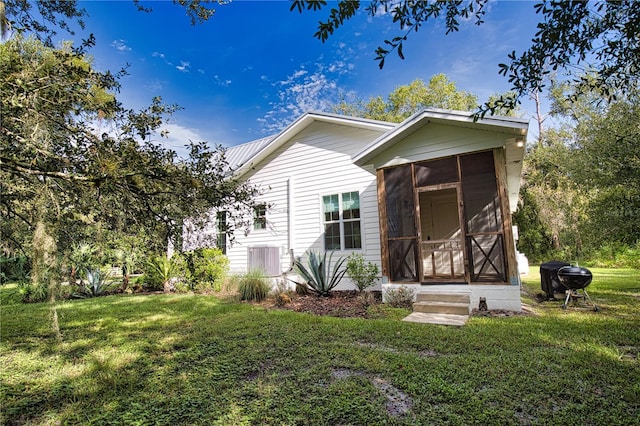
[330,368,414,419]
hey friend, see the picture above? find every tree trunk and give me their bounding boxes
[32,216,62,341]
[121,265,129,291]
[552,231,561,250]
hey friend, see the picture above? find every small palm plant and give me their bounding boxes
[290,250,347,297]
[146,255,182,293]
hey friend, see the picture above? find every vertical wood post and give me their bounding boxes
[376,168,390,280]
[494,148,520,285]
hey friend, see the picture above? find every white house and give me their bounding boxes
[186,108,529,313]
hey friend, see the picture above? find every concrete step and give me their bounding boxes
[415,291,470,304]
[413,301,470,316]
[402,312,468,326]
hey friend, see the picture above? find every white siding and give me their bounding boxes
[226,121,384,290]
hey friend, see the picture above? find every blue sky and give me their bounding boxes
[65,1,543,152]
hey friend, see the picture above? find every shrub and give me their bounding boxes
[586,242,640,269]
[384,286,415,308]
[18,281,48,303]
[183,248,229,292]
[294,281,309,295]
[274,292,291,307]
[0,254,29,284]
[271,279,292,306]
[238,270,270,302]
[130,275,147,293]
[69,243,99,277]
[291,251,347,297]
[345,253,379,292]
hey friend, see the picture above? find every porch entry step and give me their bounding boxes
[415,291,471,304]
[413,290,471,316]
[413,301,469,316]
[402,312,468,326]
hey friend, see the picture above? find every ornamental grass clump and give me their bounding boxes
[291,250,347,297]
[238,269,270,302]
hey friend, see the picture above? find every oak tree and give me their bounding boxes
[292,0,640,115]
[0,36,258,290]
[333,74,478,122]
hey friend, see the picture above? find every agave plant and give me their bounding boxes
[73,268,112,298]
[290,250,347,297]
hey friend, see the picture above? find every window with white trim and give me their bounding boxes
[253,204,267,230]
[216,211,227,254]
[322,191,362,250]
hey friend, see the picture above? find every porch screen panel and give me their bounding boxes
[414,157,458,187]
[460,151,506,282]
[383,165,419,282]
[384,166,416,238]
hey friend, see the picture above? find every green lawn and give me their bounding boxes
[1,269,639,425]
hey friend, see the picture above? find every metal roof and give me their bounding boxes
[224,135,276,172]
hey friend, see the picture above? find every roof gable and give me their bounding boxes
[353,108,529,166]
[228,112,394,179]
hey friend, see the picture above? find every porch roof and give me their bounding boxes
[352,108,529,212]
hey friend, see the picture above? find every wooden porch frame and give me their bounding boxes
[415,182,467,282]
[378,149,517,285]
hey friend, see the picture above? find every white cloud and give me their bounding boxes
[176,60,191,72]
[152,51,174,67]
[213,75,232,87]
[111,39,132,52]
[259,59,355,135]
[152,123,205,158]
[144,79,166,92]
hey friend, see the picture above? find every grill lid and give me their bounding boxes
[557,266,593,290]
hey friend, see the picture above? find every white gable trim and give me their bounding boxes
[232,112,394,179]
[352,108,529,167]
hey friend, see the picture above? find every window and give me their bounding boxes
[322,191,362,250]
[253,204,266,230]
[216,211,227,254]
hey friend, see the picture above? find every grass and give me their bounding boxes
[1,268,639,425]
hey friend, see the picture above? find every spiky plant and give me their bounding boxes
[73,268,113,298]
[290,251,347,297]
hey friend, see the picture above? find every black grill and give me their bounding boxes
[539,261,570,299]
[540,263,598,311]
